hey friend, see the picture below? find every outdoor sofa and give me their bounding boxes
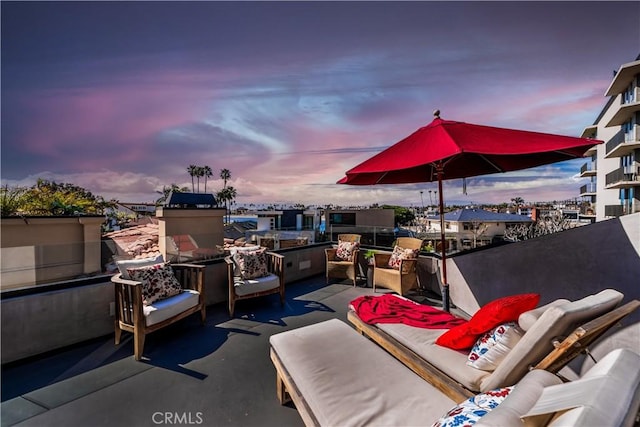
[347,289,637,401]
[269,318,640,426]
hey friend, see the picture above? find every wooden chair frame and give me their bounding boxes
[225,251,285,317]
[347,300,639,402]
[111,263,206,361]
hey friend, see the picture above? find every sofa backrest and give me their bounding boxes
[482,289,624,391]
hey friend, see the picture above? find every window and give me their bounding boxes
[329,213,356,226]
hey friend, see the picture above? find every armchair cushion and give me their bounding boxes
[127,262,182,305]
[234,247,269,279]
[387,245,419,269]
[336,240,359,261]
[233,274,281,296]
[144,289,200,326]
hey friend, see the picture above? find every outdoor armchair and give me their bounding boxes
[325,234,361,287]
[111,261,206,361]
[373,236,423,296]
[225,247,285,317]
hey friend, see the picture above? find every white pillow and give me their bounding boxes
[115,255,164,280]
[467,322,524,371]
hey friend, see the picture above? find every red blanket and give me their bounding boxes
[350,294,467,329]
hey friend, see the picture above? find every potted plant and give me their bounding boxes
[364,249,376,265]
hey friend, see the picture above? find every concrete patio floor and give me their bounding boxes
[2,275,444,427]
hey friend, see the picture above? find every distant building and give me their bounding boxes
[119,202,156,215]
[579,56,640,221]
[425,208,532,252]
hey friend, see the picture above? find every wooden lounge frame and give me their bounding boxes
[270,348,320,427]
[347,299,639,402]
[112,263,206,361]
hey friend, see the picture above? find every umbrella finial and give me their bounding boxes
[433,109,440,118]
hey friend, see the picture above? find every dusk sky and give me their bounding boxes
[2,1,639,208]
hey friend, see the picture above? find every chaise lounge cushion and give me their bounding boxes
[270,319,456,426]
[377,289,623,393]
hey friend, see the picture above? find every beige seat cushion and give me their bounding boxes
[144,289,200,326]
[233,273,280,296]
[270,319,456,426]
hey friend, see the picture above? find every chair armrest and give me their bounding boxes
[399,258,417,274]
[373,253,391,268]
[350,249,360,263]
[111,273,143,287]
[325,248,338,261]
[266,252,285,280]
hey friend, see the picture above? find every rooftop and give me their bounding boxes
[431,208,533,222]
[3,277,443,427]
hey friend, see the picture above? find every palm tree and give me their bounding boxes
[202,165,213,193]
[187,165,198,192]
[219,168,231,189]
[156,183,189,205]
[217,186,237,223]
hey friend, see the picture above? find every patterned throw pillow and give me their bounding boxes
[127,262,182,306]
[336,241,359,261]
[234,247,269,279]
[431,387,513,427]
[387,245,419,269]
[467,322,524,371]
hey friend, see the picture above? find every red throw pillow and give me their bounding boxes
[467,293,540,335]
[436,293,540,351]
[435,322,477,350]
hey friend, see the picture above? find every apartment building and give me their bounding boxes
[580,56,640,221]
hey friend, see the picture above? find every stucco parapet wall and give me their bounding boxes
[156,208,226,219]
[1,215,104,226]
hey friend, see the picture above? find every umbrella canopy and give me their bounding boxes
[338,111,602,310]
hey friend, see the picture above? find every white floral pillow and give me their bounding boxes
[234,247,269,279]
[336,241,359,261]
[127,262,182,305]
[431,387,513,427]
[387,245,419,269]
[467,322,524,371]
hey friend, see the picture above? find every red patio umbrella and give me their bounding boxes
[338,111,602,311]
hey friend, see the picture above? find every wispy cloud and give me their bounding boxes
[1,1,635,206]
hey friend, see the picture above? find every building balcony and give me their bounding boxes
[604,204,640,217]
[579,162,597,178]
[605,127,640,158]
[579,183,597,197]
[605,99,640,127]
[605,166,640,189]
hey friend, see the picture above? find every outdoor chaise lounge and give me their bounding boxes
[347,289,639,401]
[269,318,640,426]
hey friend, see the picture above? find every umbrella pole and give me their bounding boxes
[437,164,450,312]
